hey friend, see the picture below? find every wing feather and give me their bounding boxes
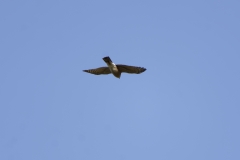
[117,65,146,74]
[83,67,111,75]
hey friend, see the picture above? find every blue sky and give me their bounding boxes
[1,0,240,160]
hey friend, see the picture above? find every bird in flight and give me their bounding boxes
[83,56,146,78]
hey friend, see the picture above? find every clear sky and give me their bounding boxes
[1,0,240,160]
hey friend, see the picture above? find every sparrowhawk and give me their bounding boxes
[83,56,146,78]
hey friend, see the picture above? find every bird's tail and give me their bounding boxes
[102,56,112,64]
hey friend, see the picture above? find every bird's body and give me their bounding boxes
[83,56,146,78]
[102,56,121,78]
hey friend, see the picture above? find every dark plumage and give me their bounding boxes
[83,56,146,78]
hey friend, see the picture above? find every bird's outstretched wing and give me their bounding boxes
[83,67,111,75]
[117,65,146,74]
